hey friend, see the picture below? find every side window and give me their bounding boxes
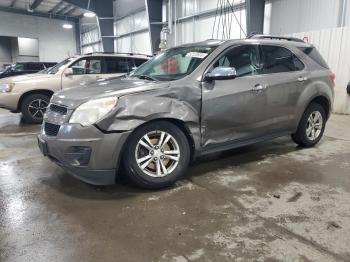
[213,45,262,77]
[70,57,102,75]
[294,56,305,71]
[133,58,147,67]
[261,45,304,74]
[104,57,130,73]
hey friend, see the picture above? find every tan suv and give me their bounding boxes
[0,53,150,123]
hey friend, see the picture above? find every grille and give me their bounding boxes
[44,122,60,136]
[49,104,68,115]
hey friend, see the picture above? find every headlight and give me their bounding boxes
[69,97,118,126]
[0,83,13,93]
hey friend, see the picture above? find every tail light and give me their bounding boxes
[329,72,336,87]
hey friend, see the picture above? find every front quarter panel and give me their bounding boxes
[96,81,202,150]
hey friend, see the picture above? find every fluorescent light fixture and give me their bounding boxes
[83,12,96,18]
[63,23,73,29]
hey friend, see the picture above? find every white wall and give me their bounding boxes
[290,28,350,115]
[165,0,246,47]
[268,0,343,35]
[114,9,152,55]
[0,11,77,62]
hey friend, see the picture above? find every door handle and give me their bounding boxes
[297,76,308,82]
[252,84,268,92]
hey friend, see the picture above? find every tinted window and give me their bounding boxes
[214,45,262,77]
[261,46,296,74]
[104,57,130,73]
[133,58,147,67]
[299,47,329,68]
[26,63,43,71]
[70,57,102,75]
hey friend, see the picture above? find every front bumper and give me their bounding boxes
[38,123,131,185]
[0,92,20,111]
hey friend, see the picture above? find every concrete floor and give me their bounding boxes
[0,109,350,262]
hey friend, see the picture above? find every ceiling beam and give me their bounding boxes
[56,4,72,15]
[0,5,77,21]
[49,1,64,13]
[64,6,77,16]
[30,0,45,10]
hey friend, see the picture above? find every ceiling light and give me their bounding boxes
[84,12,96,18]
[63,23,73,29]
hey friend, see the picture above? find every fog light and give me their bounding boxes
[64,146,92,166]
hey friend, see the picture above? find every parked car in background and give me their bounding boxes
[38,36,334,189]
[0,62,57,79]
[0,53,150,123]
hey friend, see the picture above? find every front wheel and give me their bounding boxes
[21,94,50,124]
[292,103,326,148]
[123,121,190,189]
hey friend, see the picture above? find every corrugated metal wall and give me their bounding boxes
[290,28,350,114]
[166,0,247,47]
[114,9,152,55]
[268,0,345,35]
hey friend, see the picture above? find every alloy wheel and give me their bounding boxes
[306,111,323,141]
[135,130,180,177]
[28,99,48,120]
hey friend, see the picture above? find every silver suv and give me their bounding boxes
[38,36,334,189]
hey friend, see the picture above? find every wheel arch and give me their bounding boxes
[114,117,196,183]
[17,89,54,111]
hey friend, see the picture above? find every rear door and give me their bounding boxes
[61,56,103,89]
[259,45,307,132]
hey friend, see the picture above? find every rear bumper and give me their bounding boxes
[38,123,131,185]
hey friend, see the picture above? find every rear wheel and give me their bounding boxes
[21,94,50,124]
[123,121,190,189]
[292,103,326,148]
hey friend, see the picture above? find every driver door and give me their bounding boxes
[201,44,271,148]
[61,57,102,89]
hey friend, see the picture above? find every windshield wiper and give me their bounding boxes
[135,75,157,81]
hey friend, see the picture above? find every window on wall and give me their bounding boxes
[261,45,304,74]
[213,45,262,77]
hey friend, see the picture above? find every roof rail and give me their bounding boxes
[248,34,305,43]
[84,52,153,57]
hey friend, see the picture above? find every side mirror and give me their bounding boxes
[347,82,350,94]
[205,67,237,81]
[64,68,73,76]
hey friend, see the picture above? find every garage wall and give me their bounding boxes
[165,0,246,47]
[290,28,350,115]
[0,36,12,69]
[267,0,347,35]
[114,9,152,55]
[0,11,77,63]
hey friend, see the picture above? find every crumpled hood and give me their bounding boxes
[0,73,52,84]
[51,77,169,109]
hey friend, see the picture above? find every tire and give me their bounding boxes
[123,121,190,189]
[21,94,50,124]
[292,102,326,148]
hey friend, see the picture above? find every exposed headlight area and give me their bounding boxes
[69,97,118,127]
[0,83,13,93]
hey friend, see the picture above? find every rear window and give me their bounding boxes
[261,45,305,74]
[298,47,329,68]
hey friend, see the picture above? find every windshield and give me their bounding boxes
[130,46,217,81]
[47,58,75,74]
